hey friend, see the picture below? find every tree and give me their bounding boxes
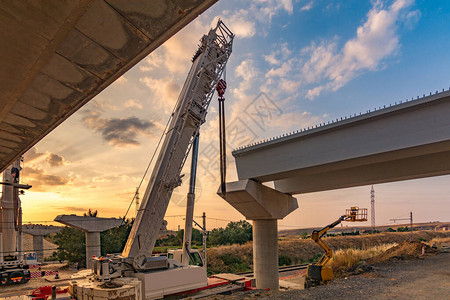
[53,226,86,268]
[397,226,409,232]
[208,220,252,246]
[101,218,133,255]
[84,209,98,217]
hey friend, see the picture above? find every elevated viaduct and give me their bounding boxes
[234,90,450,193]
[222,89,450,290]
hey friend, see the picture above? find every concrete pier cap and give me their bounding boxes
[54,215,122,268]
[218,179,298,290]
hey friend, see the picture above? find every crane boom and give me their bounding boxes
[122,20,234,261]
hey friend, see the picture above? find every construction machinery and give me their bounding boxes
[305,207,367,288]
[0,158,36,285]
[68,20,234,300]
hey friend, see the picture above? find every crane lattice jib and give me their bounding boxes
[122,20,234,260]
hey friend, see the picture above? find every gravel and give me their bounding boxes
[207,252,450,300]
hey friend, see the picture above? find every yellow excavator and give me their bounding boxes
[305,207,367,288]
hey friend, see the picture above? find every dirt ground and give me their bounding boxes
[0,263,78,298]
[209,246,450,300]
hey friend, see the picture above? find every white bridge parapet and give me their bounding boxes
[233,90,450,194]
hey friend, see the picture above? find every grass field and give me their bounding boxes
[206,230,450,274]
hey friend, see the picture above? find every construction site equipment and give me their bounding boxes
[217,79,227,198]
[69,20,234,300]
[305,207,367,288]
[30,285,69,300]
[182,133,200,266]
[0,158,35,285]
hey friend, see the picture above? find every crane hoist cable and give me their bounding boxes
[217,78,227,197]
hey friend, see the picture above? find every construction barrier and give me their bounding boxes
[30,271,58,278]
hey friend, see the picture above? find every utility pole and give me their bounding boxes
[371,185,375,231]
[390,212,414,240]
[202,212,207,265]
[410,211,413,240]
[192,212,207,267]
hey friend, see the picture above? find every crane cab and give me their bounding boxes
[167,249,204,267]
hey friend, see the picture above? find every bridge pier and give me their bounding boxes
[23,225,61,263]
[219,179,298,290]
[54,215,122,269]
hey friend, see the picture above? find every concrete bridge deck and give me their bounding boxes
[0,0,217,173]
[233,90,450,194]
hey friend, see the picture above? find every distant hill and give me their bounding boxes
[279,221,450,237]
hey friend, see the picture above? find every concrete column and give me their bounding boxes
[218,179,298,291]
[33,235,44,264]
[253,219,279,290]
[85,232,101,268]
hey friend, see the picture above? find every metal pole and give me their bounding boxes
[371,186,375,231]
[410,211,413,240]
[202,212,207,266]
[182,134,199,266]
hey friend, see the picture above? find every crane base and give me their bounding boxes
[69,277,142,300]
[68,266,206,300]
[131,265,207,299]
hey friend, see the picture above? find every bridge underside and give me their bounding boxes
[233,91,450,194]
[274,141,450,194]
[0,0,217,172]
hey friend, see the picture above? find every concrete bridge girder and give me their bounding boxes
[233,91,450,194]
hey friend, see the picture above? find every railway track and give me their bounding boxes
[236,263,308,277]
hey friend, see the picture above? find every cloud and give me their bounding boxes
[305,86,325,100]
[92,176,112,183]
[251,0,294,23]
[300,1,314,12]
[139,51,165,73]
[46,153,65,167]
[24,147,68,167]
[222,9,256,38]
[262,0,415,99]
[54,206,87,213]
[82,109,156,147]
[404,9,421,29]
[139,76,180,112]
[124,99,143,110]
[24,147,45,162]
[22,166,69,191]
[234,59,258,92]
[115,76,128,85]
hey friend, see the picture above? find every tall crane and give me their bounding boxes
[121,19,233,267]
[70,20,234,299]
